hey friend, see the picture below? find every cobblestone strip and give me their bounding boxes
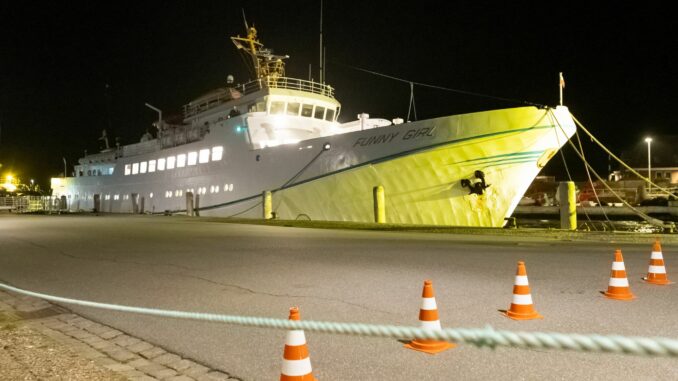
[0,290,241,381]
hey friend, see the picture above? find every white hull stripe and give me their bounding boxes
[281,358,312,376]
[651,252,664,260]
[421,297,437,310]
[648,265,666,274]
[512,294,533,305]
[514,275,529,285]
[285,330,307,346]
[611,262,626,271]
[420,320,442,330]
[609,277,629,287]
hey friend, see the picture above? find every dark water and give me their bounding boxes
[515,218,669,233]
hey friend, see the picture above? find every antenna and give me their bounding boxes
[319,0,323,83]
[559,72,565,106]
[241,8,249,30]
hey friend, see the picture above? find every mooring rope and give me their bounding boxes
[2,282,677,357]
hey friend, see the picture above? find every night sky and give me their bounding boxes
[1,1,676,187]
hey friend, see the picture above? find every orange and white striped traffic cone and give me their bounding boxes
[603,249,635,300]
[642,240,673,285]
[503,261,543,320]
[404,280,455,354]
[280,307,316,381]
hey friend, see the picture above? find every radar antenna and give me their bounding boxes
[231,20,289,79]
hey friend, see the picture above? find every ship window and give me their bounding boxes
[87,170,91,176]
[132,163,139,175]
[199,149,210,163]
[212,146,223,161]
[140,161,148,173]
[314,106,326,120]
[270,101,285,115]
[114,194,120,200]
[177,154,186,167]
[167,156,176,169]
[109,168,114,175]
[149,192,153,198]
[148,160,156,172]
[325,108,335,121]
[301,104,313,117]
[287,102,300,116]
[158,158,166,171]
[105,194,110,200]
[188,152,198,166]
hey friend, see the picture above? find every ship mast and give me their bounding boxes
[231,23,288,79]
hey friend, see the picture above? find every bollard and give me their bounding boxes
[559,181,576,230]
[186,192,194,216]
[373,185,385,223]
[263,190,272,219]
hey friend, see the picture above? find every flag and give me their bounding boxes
[559,72,565,89]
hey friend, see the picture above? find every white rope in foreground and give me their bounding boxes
[2,282,677,357]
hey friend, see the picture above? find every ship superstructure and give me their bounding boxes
[52,25,576,227]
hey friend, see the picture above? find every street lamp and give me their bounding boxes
[645,137,652,194]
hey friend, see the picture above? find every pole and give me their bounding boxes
[647,140,652,194]
[559,72,564,106]
[319,0,323,83]
[62,157,67,177]
[145,103,162,129]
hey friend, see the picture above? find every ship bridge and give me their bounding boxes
[180,24,345,149]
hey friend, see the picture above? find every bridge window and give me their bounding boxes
[270,101,285,115]
[148,160,156,172]
[287,102,300,116]
[177,154,186,168]
[166,156,176,169]
[140,161,147,173]
[301,104,313,117]
[314,106,326,120]
[157,158,166,171]
[132,163,139,175]
[325,108,335,122]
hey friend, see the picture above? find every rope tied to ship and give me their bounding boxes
[1,282,677,357]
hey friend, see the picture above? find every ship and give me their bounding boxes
[51,25,576,227]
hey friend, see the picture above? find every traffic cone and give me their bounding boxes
[603,249,635,300]
[404,280,455,354]
[503,261,542,320]
[642,240,673,285]
[280,307,316,381]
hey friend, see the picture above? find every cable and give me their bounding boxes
[570,114,676,199]
[575,131,612,229]
[330,61,547,108]
[549,110,663,227]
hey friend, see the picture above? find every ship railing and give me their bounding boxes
[0,196,54,213]
[183,77,335,118]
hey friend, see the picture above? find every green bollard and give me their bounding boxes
[373,185,385,223]
[559,181,576,230]
[263,190,272,219]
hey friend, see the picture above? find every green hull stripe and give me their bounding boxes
[193,123,555,213]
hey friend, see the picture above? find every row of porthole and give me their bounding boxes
[68,184,235,202]
[164,184,235,198]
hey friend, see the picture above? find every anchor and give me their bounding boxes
[461,170,491,195]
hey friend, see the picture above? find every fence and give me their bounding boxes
[0,196,61,213]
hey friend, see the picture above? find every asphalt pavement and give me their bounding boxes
[1,214,676,380]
